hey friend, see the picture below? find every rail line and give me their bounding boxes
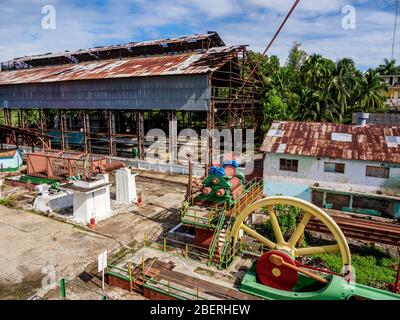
[306,214,400,247]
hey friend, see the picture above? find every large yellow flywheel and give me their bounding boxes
[231,196,351,268]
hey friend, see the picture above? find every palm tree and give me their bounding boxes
[301,54,335,89]
[355,69,388,112]
[376,58,399,75]
[328,58,357,121]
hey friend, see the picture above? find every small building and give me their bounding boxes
[381,74,400,111]
[260,120,400,219]
[0,148,23,172]
[352,112,400,126]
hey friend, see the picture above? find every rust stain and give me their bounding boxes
[261,121,400,164]
[0,46,241,85]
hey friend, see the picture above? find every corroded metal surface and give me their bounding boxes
[261,121,400,164]
[1,33,226,70]
[0,46,241,85]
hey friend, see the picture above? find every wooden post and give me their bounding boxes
[82,110,91,154]
[136,111,144,160]
[59,110,66,150]
[107,110,115,156]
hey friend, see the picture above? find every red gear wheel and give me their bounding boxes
[256,250,298,291]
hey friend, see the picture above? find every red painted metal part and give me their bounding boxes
[256,251,298,291]
[294,260,343,277]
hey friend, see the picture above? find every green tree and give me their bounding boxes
[376,58,400,75]
[355,69,388,112]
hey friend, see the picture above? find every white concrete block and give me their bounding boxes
[115,168,138,204]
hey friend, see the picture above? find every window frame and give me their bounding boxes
[365,165,390,179]
[324,162,345,174]
[279,158,299,172]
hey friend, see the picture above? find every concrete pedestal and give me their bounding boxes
[115,168,138,204]
[61,174,112,224]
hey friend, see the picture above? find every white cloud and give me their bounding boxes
[0,0,398,69]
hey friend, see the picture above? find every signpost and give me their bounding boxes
[98,250,107,291]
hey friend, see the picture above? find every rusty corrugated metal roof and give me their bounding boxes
[7,33,225,62]
[260,121,400,164]
[0,46,240,85]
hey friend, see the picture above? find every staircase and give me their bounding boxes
[211,222,228,264]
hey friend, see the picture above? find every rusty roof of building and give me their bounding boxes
[0,149,18,158]
[260,121,400,164]
[0,46,241,85]
[1,32,227,70]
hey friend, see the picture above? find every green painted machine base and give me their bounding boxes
[240,263,400,300]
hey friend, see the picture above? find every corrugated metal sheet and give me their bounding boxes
[260,121,400,164]
[352,113,400,126]
[0,46,240,85]
[0,74,211,111]
[6,33,225,63]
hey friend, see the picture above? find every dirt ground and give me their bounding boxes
[0,171,186,300]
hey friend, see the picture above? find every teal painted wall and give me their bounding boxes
[0,150,22,171]
[264,180,311,202]
[394,202,400,220]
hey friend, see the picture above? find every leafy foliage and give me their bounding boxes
[313,244,398,287]
[0,196,17,208]
[251,42,389,131]
[256,205,299,243]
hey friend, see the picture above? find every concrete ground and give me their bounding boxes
[0,170,187,300]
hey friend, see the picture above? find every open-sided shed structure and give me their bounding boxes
[0,32,260,164]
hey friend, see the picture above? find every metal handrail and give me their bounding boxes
[208,203,227,265]
[219,178,264,268]
[144,277,208,300]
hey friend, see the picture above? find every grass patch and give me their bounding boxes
[312,244,398,287]
[0,195,17,208]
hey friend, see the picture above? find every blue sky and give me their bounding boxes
[1,0,399,70]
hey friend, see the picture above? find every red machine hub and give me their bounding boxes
[256,250,298,291]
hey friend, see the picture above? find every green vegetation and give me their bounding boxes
[254,205,398,288]
[250,42,389,132]
[255,205,299,243]
[313,244,398,287]
[0,195,17,208]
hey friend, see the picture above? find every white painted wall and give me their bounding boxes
[264,153,400,193]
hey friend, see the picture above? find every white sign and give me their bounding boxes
[98,250,107,272]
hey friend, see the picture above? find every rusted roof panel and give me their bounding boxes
[0,46,240,85]
[8,33,225,62]
[260,121,400,164]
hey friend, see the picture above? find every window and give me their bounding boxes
[324,162,345,173]
[365,166,389,178]
[279,158,298,172]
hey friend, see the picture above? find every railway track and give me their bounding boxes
[306,214,400,247]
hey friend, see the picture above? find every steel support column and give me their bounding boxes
[136,111,144,159]
[59,110,67,150]
[107,110,116,156]
[169,110,177,163]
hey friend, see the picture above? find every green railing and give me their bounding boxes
[218,178,264,269]
[208,203,227,265]
[229,177,263,215]
[144,277,208,300]
[180,194,222,229]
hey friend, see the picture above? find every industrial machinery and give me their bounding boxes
[198,161,245,205]
[232,196,400,300]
